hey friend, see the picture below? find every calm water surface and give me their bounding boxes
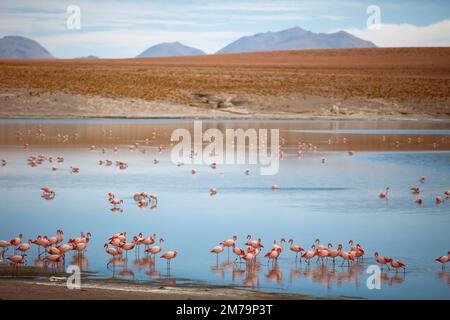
[0,120,449,299]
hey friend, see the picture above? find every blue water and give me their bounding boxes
[0,121,449,299]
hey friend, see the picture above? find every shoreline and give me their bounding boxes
[0,278,330,300]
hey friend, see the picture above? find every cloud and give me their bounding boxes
[345,19,450,47]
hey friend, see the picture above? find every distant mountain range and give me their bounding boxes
[0,27,376,59]
[216,27,376,54]
[0,36,53,59]
[136,41,205,58]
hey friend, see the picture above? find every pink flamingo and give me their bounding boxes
[379,187,389,199]
[47,229,64,245]
[17,239,32,253]
[105,244,122,258]
[145,238,164,258]
[7,254,27,276]
[327,243,340,264]
[374,252,392,270]
[245,235,264,249]
[338,244,354,267]
[161,251,178,267]
[10,234,23,253]
[211,245,224,263]
[435,251,449,270]
[221,235,237,259]
[390,259,406,272]
[272,238,286,252]
[120,241,136,259]
[288,239,304,261]
[141,233,156,250]
[302,245,317,265]
[0,239,11,258]
[264,248,282,264]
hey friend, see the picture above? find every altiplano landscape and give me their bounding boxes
[1,47,450,119]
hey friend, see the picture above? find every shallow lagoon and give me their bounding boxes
[0,120,449,299]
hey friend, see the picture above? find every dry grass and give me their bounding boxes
[0,47,449,109]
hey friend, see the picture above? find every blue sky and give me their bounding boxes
[1,0,449,58]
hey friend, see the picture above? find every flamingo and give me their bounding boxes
[272,238,286,252]
[390,259,406,272]
[435,251,450,270]
[160,251,178,267]
[44,254,64,272]
[210,187,217,196]
[141,233,156,249]
[232,243,246,262]
[0,239,11,258]
[288,239,304,261]
[379,187,389,199]
[302,245,317,265]
[327,243,340,264]
[17,239,32,253]
[104,244,122,258]
[338,244,354,267]
[57,243,76,254]
[245,235,264,249]
[211,245,224,263]
[220,235,237,259]
[444,190,450,198]
[410,186,420,194]
[240,252,255,264]
[7,254,27,276]
[10,234,23,253]
[120,241,136,259]
[41,187,55,197]
[145,238,164,257]
[271,184,279,190]
[316,247,329,264]
[47,229,64,245]
[374,252,392,270]
[314,238,328,251]
[264,248,282,264]
[110,199,123,207]
[436,196,444,204]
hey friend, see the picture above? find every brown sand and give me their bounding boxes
[0,279,320,300]
[1,48,450,120]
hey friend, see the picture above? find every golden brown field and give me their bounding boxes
[1,47,450,119]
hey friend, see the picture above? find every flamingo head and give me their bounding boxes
[104,244,108,248]
[19,234,23,239]
[338,244,343,249]
[87,232,91,238]
[281,238,286,243]
[160,238,164,242]
[315,238,320,244]
[138,232,143,237]
[232,235,237,240]
[348,240,353,246]
[374,252,379,257]
[247,235,251,240]
[328,243,333,248]
[288,239,293,244]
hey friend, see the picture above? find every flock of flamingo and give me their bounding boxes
[0,126,449,288]
[0,230,179,275]
[211,235,449,272]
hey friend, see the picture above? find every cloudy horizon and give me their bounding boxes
[1,0,449,58]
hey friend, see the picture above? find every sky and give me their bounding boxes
[0,0,449,58]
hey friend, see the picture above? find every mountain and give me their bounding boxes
[0,36,53,59]
[216,27,376,54]
[136,41,205,58]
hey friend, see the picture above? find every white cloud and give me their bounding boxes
[345,20,450,47]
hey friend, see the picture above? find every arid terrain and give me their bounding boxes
[0,47,450,119]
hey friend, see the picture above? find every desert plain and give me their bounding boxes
[0,47,449,120]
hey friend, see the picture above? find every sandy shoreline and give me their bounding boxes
[1,88,448,121]
[0,264,349,300]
